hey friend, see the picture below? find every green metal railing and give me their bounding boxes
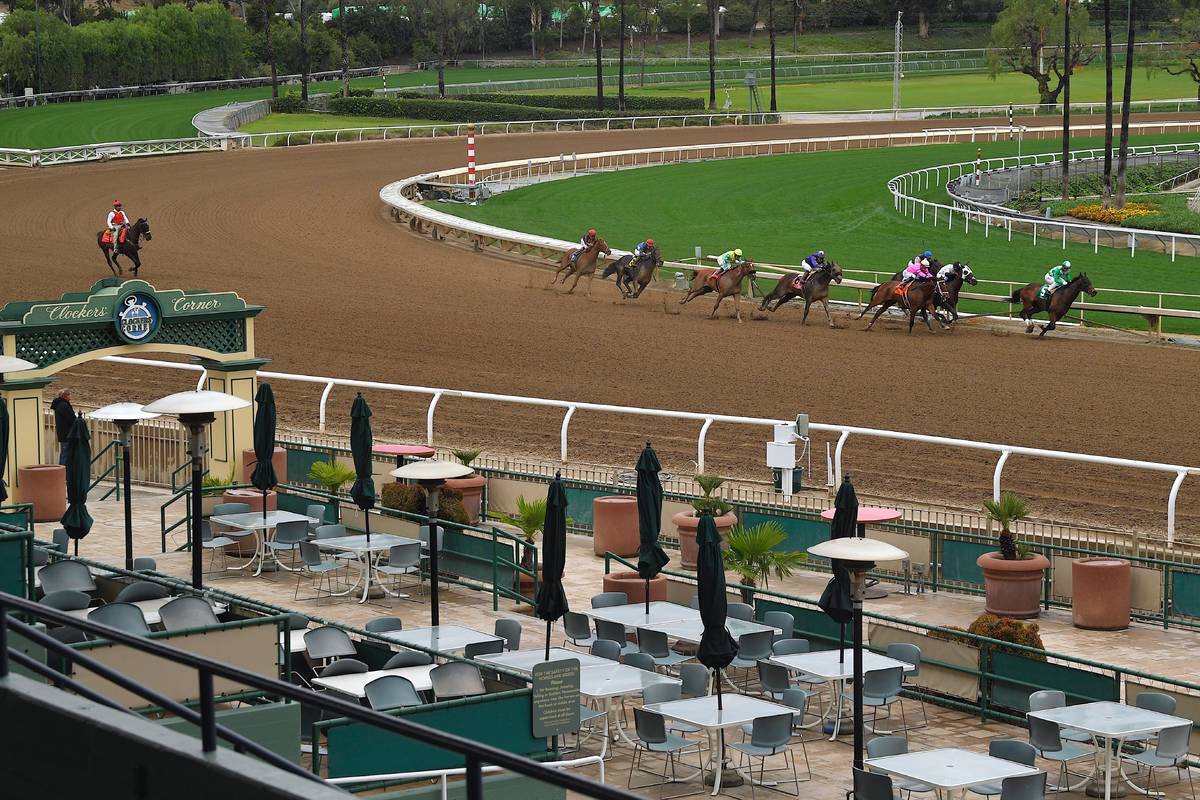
[88,439,120,502]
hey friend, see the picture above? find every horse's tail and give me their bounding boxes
[1008,288,1022,303]
[601,263,619,280]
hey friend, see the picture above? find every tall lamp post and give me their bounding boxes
[88,404,160,572]
[143,391,250,589]
[807,535,907,771]
[390,459,472,626]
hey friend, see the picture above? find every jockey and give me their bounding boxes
[716,248,745,274]
[900,255,933,287]
[571,229,598,263]
[106,200,129,246]
[936,261,958,282]
[799,250,826,282]
[633,238,655,261]
[1042,260,1072,299]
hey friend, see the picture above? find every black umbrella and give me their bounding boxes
[60,413,93,557]
[349,393,376,543]
[635,441,668,614]
[696,512,739,785]
[819,475,859,664]
[250,383,278,525]
[0,400,8,504]
[535,471,570,659]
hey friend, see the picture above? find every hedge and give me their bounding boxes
[458,92,705,111]
[330,95,706,122]
[271,94,308,113]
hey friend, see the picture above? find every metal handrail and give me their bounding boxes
[88,439,121,501]
[0,590,638,800]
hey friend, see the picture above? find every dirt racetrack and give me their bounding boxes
[3,119,1199,539]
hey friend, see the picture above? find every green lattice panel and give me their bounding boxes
[155,318,246,353]
[15,327,119,368]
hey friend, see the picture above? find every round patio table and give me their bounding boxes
[373,443,436,470]
[820,506,903,598]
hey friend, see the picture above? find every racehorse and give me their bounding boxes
[888,262,977,325]
[857,275,943,334]
[550,237,611,296]
[601,245,664,299]
[757,261,844,327]
[98,218,151,277]
[679,262,757,322]
[1010,273,1097,338]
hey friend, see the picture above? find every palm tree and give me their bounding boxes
[1116,0,1136,208]
[593,2,604,110]
[338,0,349,97]
[768,0,776,112]
[507,495,547,572]
[1060,0,1072,201]
[618,0,626,110]
[707,0,717,110]
[723,521,806,603]
[982,493,1029,560]
[1102,0,1113,207]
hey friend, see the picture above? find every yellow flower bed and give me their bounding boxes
[1068,202,1158,224]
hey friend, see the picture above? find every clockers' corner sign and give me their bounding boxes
[114,290,161,344]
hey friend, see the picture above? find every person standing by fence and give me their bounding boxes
[50,389,75,465]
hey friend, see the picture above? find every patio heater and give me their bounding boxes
[807,534,907,772]
[143,391,250,589]
[88,403,160,572]
[390,459,472,627]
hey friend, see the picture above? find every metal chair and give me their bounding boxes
[365,616,405,634]
[89,602,151,637]
[643,682,700,735]
[464,639,504,659]
[200,519,237,572]
[159,596,219,632]
[679,663,710,698]
[886,642,928,729]
[729,713,806,799]
[376,542,423,596]
[38,560,96,595]
[1127,693,1179,746]
[689,594,700,610]
[314,524,358,563]
[637,627,692,671]
[867,735,934,796]
[591,591,628,608]
[764,610,795,642]
[1027,714,1095,793]
[595,619,638,657]
[854,767,900,800]
[757,661,794,700]
[51,528,70,553]
[266,519,309,569]
[303,626,358,667]
[998,773,1048,800]
[625,652,657,672]
[969,740,1038,797]
[628,707,707,796]
[383,649,433,669]
[1028,690,1091,743]
[563,611,595,650]
[727,602,754,621]
[305,504,327,535]
[132,557,157,572]
[114,581,170,603]
[210,502,253,547]
[494,619,522,651]
[730,630,774,688]
[1121,723,1195,800]
[319,658,368,677]
[365,675,424,710]
[430,662,486,700]
[591,639,622,662]
[39,589,91,612]
[295,541,346,603]
[773,638,810,656]
[847,667,907,734]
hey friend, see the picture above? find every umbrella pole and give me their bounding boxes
[645,579,650,615]
[74,539,78,557]
[545,620,551,661]
[365,508,371,544]
[839,622,845,664]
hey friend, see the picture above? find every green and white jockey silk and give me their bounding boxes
[1039,265,1071,301]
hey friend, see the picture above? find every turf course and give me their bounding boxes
[443,132,1200,333]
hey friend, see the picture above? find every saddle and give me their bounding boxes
[705,270,724,289]
[102,228,127,246]
[895,282,911,308]
[791,274,807,291]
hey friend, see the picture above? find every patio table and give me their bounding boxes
[643,616,779,644]
[379,624,502,655]
[209,510,317,577]
[316,532,422,604]
[1028,701,1193,800]
[474,647,611,674]
[866,747,1040,800]
[586,601,699,628]
[312,663,438,698]
[64,596,227,627]
[769,649,913,740]
[374,443,436,469]
[646,693,795,795]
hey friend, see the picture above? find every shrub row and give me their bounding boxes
[459,92,705,112]
[271,94,308,113]
[329,94,709,122]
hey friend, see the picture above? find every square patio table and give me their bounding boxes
[316,532,422,604]
[586,601,699,628]
[64,596,228,627]
[646,693,795,795]
[1028,701,1193,800]
[311,663,438,698]
[474,647,611,675]
[769,649,913,740]
[580,662,680,758]
[210,510,317,577]
[379,624,502,655]
[866,747,1040,798]
[643,617,780,644]
[279,627,310,654]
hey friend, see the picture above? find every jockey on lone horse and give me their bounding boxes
[711,248,746,285]
[104,200,130,247]
[795,250,827,286]
[571,229,599,263]
[1041,260,1072,301]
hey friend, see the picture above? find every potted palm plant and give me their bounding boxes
[977,493,1050,619]
[506,495,547,595]
[308,459,358,522]
[673,474,738,570]
[445,449,486,524]
[724,521,807,605]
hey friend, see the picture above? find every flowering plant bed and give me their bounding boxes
[1068,202,1158,224]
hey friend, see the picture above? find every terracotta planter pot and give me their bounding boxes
[977,551,1050,619]
[1072,557,1131,631]
[240,447,288,486]
[17,464,66,523]
[593,496,639,557]
[603,570,669,603]
[518,567,544,598]
[674,510,738,570]
[445,474,486,524]
[220,489,277,556]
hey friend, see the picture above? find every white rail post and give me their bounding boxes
[1167,470,1187,545]
[195,369,207,391]
[697,417,714,473]
[993,450,1010,503]
[560,405,576,462]
[426,391,443,445]
[833,430,850,485]
[318,381,335,432]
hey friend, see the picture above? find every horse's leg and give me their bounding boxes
[865,301,892,331]
[734,291,743,323]
[801,299,812,325]
[584,271,595,298]
[681,286,706,305]
[567,271,583,294]
[131,252,141,277]
[822,299,834,328]
[924,303,938,332]
[709,293,723,319]
[856,295,880,320]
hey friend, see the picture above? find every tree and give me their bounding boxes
[618,0,625,109]
[1102,0,1113,207]
[247,0,280,97]
[1061,0,1071,201]
[591,1,603,110]
[338,0,349,97]
[707,0,716,109]
[1160,8,1200,100]
[988,0,1094,106]
[1116,0,1136,208]
[768,0,776,110]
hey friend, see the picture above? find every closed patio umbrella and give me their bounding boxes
[250,383,278,525]
[635,441,668,614]
[0,400,8,504]
[349,393,376,543]
[819,475,858,664]
[60,413,93,556]
[696,512,738,782]
[535,471,570,659]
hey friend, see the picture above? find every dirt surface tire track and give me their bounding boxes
[3,119,1199,538]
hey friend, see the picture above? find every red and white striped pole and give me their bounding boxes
[467,124,477,203]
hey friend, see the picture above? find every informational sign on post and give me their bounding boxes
[531,659,580,739]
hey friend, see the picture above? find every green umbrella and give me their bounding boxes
[349,393,376,542]
[635,441,668,614]
[60,413,93,556]
[0,400,8,504]
[535,472,570,659]
[696,511,738,779]
[250,383,278,524]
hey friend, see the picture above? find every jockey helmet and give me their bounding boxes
[1062,260,1072,269]
[817,251,825,257]
[588,229,597,236]
[113,200,122,208]
[923,250,932,258]
[734,248,743,257]
[646,239,654,246]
